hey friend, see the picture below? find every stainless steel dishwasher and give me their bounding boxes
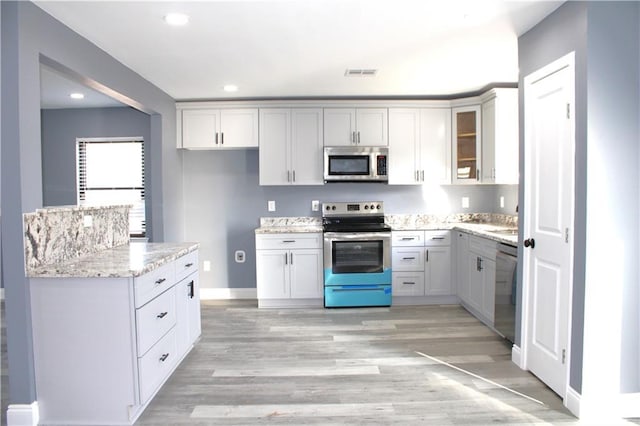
[494,243,517,342]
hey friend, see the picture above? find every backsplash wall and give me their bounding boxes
[182,149,518,290]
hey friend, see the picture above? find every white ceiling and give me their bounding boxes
[35,0,564,104]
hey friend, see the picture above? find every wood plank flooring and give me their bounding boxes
[136,300,579,425]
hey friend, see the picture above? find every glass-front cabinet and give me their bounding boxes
[452,105,481,184]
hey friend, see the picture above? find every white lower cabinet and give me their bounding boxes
[391,230,454,304]
[29,250,201,425]
[463,235,497,326]
[256,233,323,308]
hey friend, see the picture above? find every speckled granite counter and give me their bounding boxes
[255,214,518,245]
[27,242,199,278]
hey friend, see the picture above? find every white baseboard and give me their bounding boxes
[565,386,581,418]
[618,392,640,418]
[511,344,524,369]
[200,288,257,300]
[7,402,39,426]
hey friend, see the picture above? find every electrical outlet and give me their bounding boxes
[312,200,320,211]
[500,196,505,209]
[268,200,276,212]
[203,260,211,272]
[462,197,470,209]
[83,215,93,228]
[235,250,246,263]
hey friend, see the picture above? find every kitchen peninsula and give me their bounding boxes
[24,205,200,425]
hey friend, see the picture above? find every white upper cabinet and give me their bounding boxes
[323,108,388,146]
[452,105,482,184]
[388,108,451,185]
[481,88,519,184]
[179,108,258,149]
[259,108,324,186]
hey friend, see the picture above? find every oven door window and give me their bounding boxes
[328,155,370,176]
[332,240,383,273]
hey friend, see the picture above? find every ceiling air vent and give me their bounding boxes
[344,69,378,77]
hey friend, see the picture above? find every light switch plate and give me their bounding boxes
[268,200,276,212]
[500,196,505,208]
[203,260,211,272]
[311,200,320,211]
[462,197,470,209]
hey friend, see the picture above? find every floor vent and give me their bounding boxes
[344,68,378,77]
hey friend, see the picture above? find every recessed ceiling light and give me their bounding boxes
[70,93,85,100]
[164,13,189,26]
[223,84,239,93]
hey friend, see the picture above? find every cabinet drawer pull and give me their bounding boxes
[154,278,166,285]
[402,281,415,285]
[156,312,168,319]
[159,353,170,362]
[402,257,416,260]
[431,237,445,240]
[282,240,296,243]
[400,237,415,241]
[185,262,194,268]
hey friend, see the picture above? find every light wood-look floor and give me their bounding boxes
[137,300,579,425]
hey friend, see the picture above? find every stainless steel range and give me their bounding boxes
[322,201,392,307]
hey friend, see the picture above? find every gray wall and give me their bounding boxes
[518,1,640,396]
[182,148,517,290]
[584,2,639,395]
[41,107,152,234]
[1,2,181,405]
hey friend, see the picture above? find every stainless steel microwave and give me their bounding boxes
[323,146,388,182]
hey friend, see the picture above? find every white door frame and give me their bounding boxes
[520,51,576,404]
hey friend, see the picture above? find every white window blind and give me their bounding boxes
[77,137,146,237]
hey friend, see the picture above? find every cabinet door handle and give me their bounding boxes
[421,170,424,181]
[416,170,419,182]
[357,131,361,144]
[477,256,483,271]
[215,132,219,145]
[287,170,291,182]
[290,253,293,264]
[159,353,170,362]
[476,169,480,181]
[188,280,195,299]
[402,257,415,260]
[293,170,296,182]
[155,278,166,285]
[403,281,415,285]
[285,253,288,265]
[425,249,429,262]
[221,132,224,145]
[352,131,356,144]
[157,311,168,319]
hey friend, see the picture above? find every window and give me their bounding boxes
[76,137,145,237]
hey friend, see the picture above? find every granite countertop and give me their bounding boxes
[28,242,199,278]
[255,214,518,246]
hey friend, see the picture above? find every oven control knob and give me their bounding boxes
[331,206,336,210]
[364,205,369,210]
[377,204,381,210]
[371,204,376,210]
[325,205,331,211]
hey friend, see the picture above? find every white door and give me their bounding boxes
[388,108,420,185]
[256,250,290,299]
[425,246,452,296]
[420,108,452,184]
[220,109,259,148]
[291,109,324,185]
[523,52,575,397]
[323,108,356,146]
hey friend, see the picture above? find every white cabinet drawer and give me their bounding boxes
[138,327,177,403]
[136,286,177,356]
[392,272,425,296]
[175,251,198,283]
[424,230,451,246]
[255,233,322,250]
[392,231,424,246]
[134,262,176,308]
[392,247,424,271]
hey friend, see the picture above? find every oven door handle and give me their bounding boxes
[323,232,391,241]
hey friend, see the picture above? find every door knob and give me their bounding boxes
[524,238,535,249]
